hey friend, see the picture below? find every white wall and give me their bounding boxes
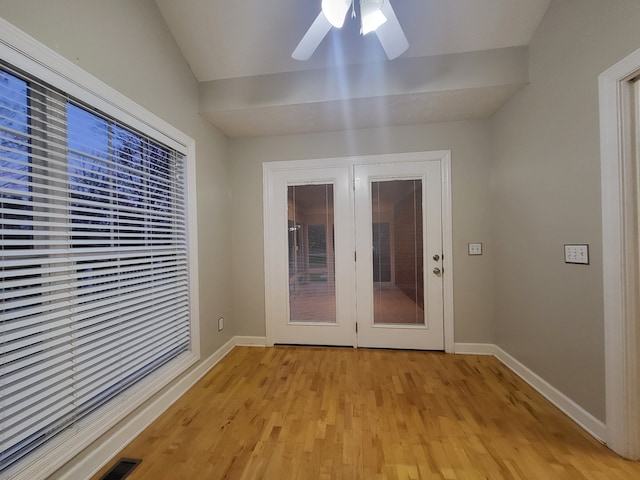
[229,120,496,345]
[490,0,640,421]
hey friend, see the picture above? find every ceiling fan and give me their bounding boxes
[292,0,409,61]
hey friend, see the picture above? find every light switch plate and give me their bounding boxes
[468,243,482,255]
[564,244,589,264]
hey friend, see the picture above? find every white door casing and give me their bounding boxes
[263,151,454,351]
[599,47,640,460]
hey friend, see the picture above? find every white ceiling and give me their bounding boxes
[154,0,552,137]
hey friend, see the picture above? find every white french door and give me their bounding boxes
[354,161,443,349]
[264,165,356,346]
[263,153,450,350]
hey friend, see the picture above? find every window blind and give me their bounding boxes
[0,63,191,473]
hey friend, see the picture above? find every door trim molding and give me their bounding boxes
[441,151,454,353]
[599,47,640,459]
[263,151,454,351]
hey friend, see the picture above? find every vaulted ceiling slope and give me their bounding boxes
[155,0,551,137]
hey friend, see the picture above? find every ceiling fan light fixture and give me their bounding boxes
[321,0,352,28]
[293,0,406,61]
[360,0,387,35]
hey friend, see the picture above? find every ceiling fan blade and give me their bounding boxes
[375,0,409,60]
[292,12,333,61]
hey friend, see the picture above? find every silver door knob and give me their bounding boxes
[433,267,441,275]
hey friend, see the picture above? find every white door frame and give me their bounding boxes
[263,151,454,352]
[599,48,640,459]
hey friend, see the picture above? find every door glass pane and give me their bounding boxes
[288,184,336,323]
[372,180,424,325]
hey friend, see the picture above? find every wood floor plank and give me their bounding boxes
[91,347,640,479]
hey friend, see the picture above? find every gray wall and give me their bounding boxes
[0,0,234,359]
[490,0,640,421]
[229,120,496,344]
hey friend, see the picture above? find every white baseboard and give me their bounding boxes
[455,342,606,443]
[453,343,497,355]
[235,336,267,346]
[493,346,607,443]
[59,336,245,480]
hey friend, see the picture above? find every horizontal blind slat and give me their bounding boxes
[1,360,76,400]
[75,310,189,356]
[75,330,189,400]
[1,346,75,377]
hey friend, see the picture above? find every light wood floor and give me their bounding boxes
[92,347,640,480]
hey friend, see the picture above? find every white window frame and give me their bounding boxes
[0,18,200,479]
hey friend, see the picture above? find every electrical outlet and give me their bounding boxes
[564,244,589,264]
[217,317,224,331]
[468,243,482,255]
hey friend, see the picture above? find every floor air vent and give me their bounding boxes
[99,458,142,480]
